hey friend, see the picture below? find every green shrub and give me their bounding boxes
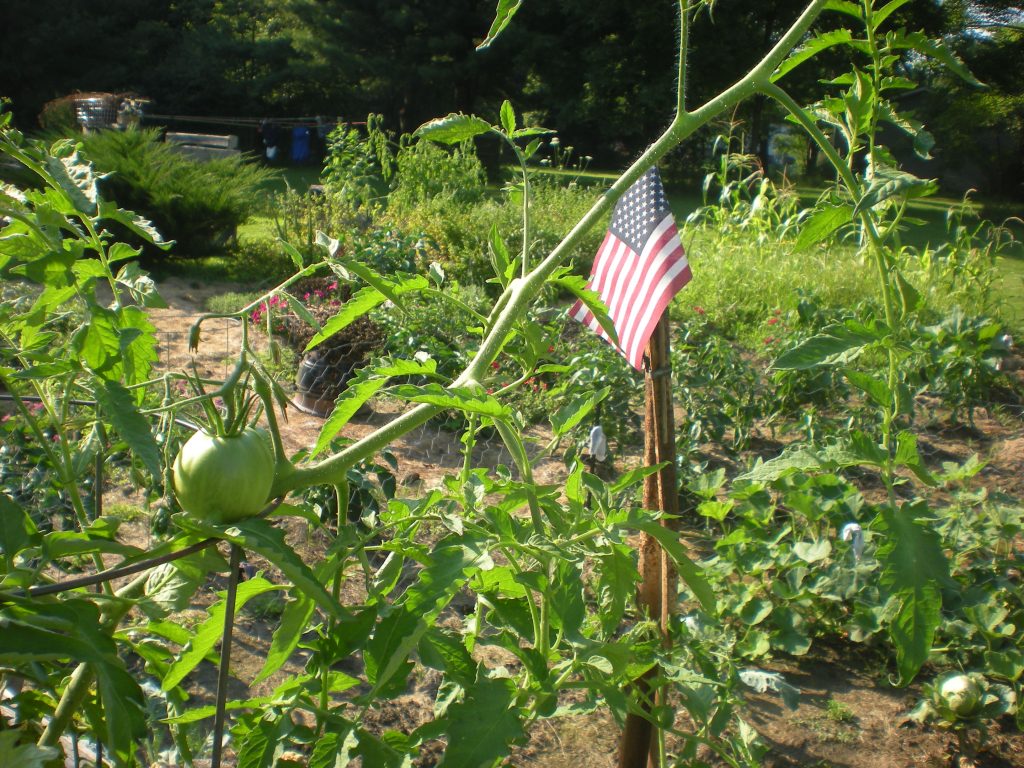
[388,138,487,210]
[79,127,278,257]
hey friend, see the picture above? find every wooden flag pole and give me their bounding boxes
[618,316,680,768]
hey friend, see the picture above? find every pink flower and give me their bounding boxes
[767,317,779,326]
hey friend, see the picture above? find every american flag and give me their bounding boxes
[570,167,691,370]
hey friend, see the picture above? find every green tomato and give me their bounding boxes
[172,427,275,524]
[937,673,983,717]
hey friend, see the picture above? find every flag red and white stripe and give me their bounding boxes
[570,167,691,370]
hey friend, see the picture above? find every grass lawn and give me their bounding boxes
[996,254,1024,331]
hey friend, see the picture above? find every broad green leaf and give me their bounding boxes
[253,593,315,684]
[0,732,59,768]
[94,659,148,766]
[793,539,832,564]
[773,323,878,370]
[596,544,639,633]
[311,357,439,457]
[364,609,425,693]
[854,166,938,216]
[118,306,160,390]
[550,386,609,436]
[312,373,388,457]
[795,203,853,250]
[279,239,305,269]
[115,261,166,308]
[985,649,1024,682]
[306,277,428,352]
[894,431,938,486]
[309,728,359,768]
[773,29,855,82]
[739,598,773,626]
[162,576,284,690]
[488,223,512,285]
[403,539,493,617]
[844,369,891,408]
[93,379,162,481]
[282,291,322,332]
[138,561,204,619]
[236,717,286,768]
[553,275,619,346]
[890,30,983,87]
[415,114,492,144]
[44,150,98,214]
[304,286,388,352]
[389,383,509,417]
[419,628,476,687]
[499,100,516,134]
[823,1,862,19]
[476,0,523,51]
[894,269,922,317]
[429,261,445,286]
[629,520,715,613]
[550,560,586,642]
[874,0,912,26]
[441,676,523,768]
[204,517,345,620]
[97,201,169,247]
[43,526,141,560]
[698,500,733,522]
[878,502,950,685]
[0,495,39,560]
[771,606,812,655]
[343,259,407,312]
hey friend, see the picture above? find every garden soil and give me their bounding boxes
[121,277,1024,767]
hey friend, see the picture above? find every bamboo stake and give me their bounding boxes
[617,317,679,768]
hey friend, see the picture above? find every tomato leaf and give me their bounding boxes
[388,383,510,417]
[878,502,951,685]
[162,576,284,690]
[440,676,523,768]
[476,0,523,51]
[93,378,162,481]
[795,203,853,250]
[773,29,856,82]
[628,519,716,614]
[415,114,492,144]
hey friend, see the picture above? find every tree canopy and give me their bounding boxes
[1,0,1019,195]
